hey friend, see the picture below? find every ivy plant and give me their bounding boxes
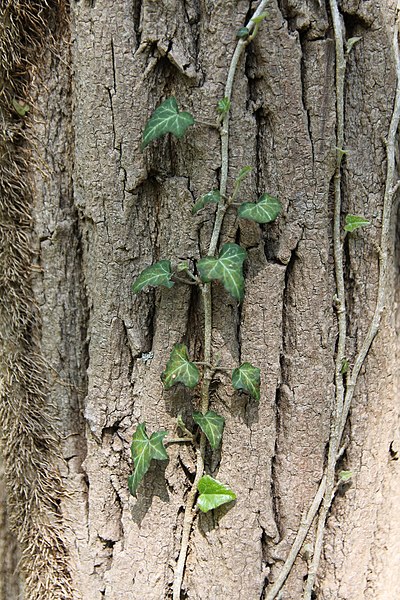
[197,475,237,512]
[128,4,280,598]
[141,96,194,149]
[128,423,168,496]
[344,214,370,232]
[128,2,399,599]
[130,96,275,497]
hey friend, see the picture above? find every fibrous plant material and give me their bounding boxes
[0,1,73,598]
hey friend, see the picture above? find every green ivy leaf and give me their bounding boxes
[236,27,250,39]
[128,423,168,496]
[232,362,261,401]
[141,97,195,150]
[235,165,252,184]
[197,243,247,302]
[217,97,231,116]
[162,343,200,389]
[193,410,225,450]
[251,12,269,24]
[197,475,236,512]
[12,98,30,116]
[238,193,282,224]
[344,214,370,233]
[192,190,221,214]
[339,470,353,482]
[132,260,174,294]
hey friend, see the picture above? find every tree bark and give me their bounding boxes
[1,1,399,599]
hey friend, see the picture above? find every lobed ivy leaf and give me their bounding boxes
[197,243,247,302]
[232,362,261,401]
[235,165,252,184]
[217,97,231,116]
[132,260,174,294]
[141,97,195,150]
[162,343,200,389]
[192,190,221,214]
[197,475,236,512]
[344,214,370,233]
[128,423,168,496]
[238,193,282,224]
[193,410,225,450]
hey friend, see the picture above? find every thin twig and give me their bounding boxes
[193,361,213,368]
[172,270,213,600]
[267,9,400,600]
[340,22,400,435]
[166,437,195,445]
[265,2,346,594]
[172,432,206,599]
[172,281,213,600]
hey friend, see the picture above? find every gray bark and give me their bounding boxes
[1,0,399,598]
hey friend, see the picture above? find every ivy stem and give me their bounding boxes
[172,286,212,600]
[193,119,220,129]
[303,9,400,600]
[193,361,213,367]
[166,437,195,445]
[339,21,400,436]
[208,0,269,257]
[172,434,206,600]
[264,477,326,600]
[266,10,400,600]
[172,284,212,599]
[194,361,231,373]
[173,4,269,597]
[302,2,347,596]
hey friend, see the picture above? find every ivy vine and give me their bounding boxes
[130,4,273,598]
[127,1,400,598]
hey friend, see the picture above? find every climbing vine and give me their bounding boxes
[265,4,400,599]
[128,2,400,599]
[130,3,272,598]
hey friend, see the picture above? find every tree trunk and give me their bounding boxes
[1,1,399,599]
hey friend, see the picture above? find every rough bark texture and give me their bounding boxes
[1,0,399,599]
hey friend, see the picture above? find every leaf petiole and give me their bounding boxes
[172,275,198,286]
[194,119,220,129]
[166,437,195,445]
[176,415,196,441]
